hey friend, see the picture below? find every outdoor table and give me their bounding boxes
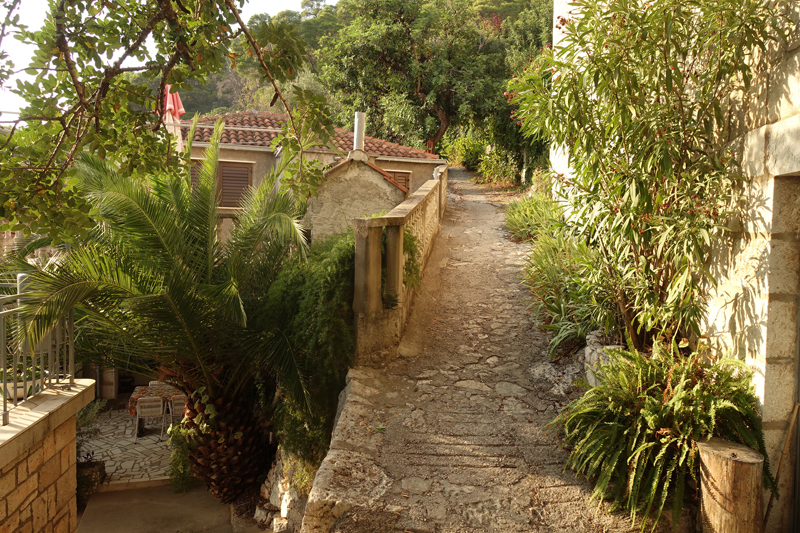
[127,383,183,436]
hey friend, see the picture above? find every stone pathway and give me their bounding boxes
[84,407,173,488]
[303,170,653,532]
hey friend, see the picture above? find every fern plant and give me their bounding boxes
[551,343,777,531]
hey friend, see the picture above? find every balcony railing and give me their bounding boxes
[0,273,75,425]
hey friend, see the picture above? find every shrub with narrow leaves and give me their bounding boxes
[551,344,777,531]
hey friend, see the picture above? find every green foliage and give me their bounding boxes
[477,146,521,184]
[505,192,616,357]
[273,398,333,470]
[0,1,333,242]
[509,0,787,349]
[403,228,422,290]
[265,232,356,464]
[442,135,485,171]
[320,0,508,149]
[76,399,107,461]
[166,424,196,493]
[9,123,309,412]
[552,344,777,530]
[504,193,558,241]
[524,222,617,358]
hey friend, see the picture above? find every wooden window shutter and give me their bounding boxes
[385,170,411,190]
[218,162,252,207]
[189,160,201,188]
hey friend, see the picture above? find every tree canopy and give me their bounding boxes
[0,0,333,243]
[319,0,509,150]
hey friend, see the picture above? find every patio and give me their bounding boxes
[84,396,174,490]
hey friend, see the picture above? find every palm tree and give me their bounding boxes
[7,123,309,502]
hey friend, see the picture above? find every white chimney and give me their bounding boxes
[353,111,366,151]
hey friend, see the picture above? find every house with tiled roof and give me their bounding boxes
[181,111,446,239]
[183,111,445,199]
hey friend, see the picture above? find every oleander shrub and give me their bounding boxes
[509,0,787,349]
[551,343,777,531]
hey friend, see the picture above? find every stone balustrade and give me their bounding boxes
[352,165,448,364]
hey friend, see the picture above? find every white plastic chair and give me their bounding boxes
[167,394,188,425]
[135,397,165,443]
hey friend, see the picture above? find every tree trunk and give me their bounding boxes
[426,105,450,153]
[697,437,764,533]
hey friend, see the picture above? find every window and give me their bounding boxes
[383,169,412,190]
[190,160,253,207]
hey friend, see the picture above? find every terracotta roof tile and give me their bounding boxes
[182,112,442,161]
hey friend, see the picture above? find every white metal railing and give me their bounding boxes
[0,273,75,425]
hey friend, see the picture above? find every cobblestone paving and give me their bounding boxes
[84,407,173,485]
[310,170,657,533]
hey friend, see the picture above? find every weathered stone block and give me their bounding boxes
[26,446,43,475]
[765,298,798,360]
[32,494,48,532]
[771,176,800,235]
[300,450,392,533]
[767,48,800,125]
[583,332,624,387]
[746,73,770,131]
[742,124,766,178]
[53,417,74,453]
[1,460,19,476]
[53,512,69,533]
[42,433,56,461]
[0,472,15,502]
[46,484,56,518]
[766,115,800,178]
[6,475,36,514]
[15,461,26,483]
[68,496,77,532]
[16,521,31,533]
[767,239,800,294]
[59,442,73,475]
[0,509,19,533]
[762,362,797,427]
[38,455,61,490]
[55,464,76,510]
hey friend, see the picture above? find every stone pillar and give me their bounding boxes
[353,220,382,317]
[385,225,404,304]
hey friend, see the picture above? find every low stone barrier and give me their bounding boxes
[0,379,94,533]
[352,165,448,366]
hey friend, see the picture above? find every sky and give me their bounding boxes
[0,0,324,114]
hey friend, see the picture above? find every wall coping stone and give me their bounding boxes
[0,378,94,471]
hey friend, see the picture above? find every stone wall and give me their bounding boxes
[0,415,78,533]
[352,168,448,365]
[702,6,800,530]
[306,156,407,240]
[0,379,94,533]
